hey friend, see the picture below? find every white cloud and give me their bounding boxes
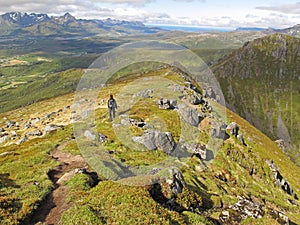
[172,0,205,2]
[0,0,298,28]
[89,0,155,7]
[256,2,300,14]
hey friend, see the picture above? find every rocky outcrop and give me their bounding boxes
[44,124,64,134]
[219,196,264,223]
[157,98,177,110]
[0,135,9,144]
[226,122,239,137]
[177,104,199,127]
[266,160,298,200]
[133,130,176,154]
[269,209,290,225]
[16,137,28,145]
[237,134,247,146]
[120,116,147,128]
[275,139,288,154]
[149,169,187,208]
[184,143,207,160]
[25,130,43,137]
[133,89,154,98]
[210,122,227,139]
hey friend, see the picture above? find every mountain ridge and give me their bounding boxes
[0,11,160,36]
[213,33,300,165]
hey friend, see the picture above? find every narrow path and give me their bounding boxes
[29,141,88,225]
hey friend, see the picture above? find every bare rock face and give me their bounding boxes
[133,130,176,154]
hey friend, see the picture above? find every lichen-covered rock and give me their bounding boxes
[133,130,176,154]
[177,104,199,127]
[226,122,239,137]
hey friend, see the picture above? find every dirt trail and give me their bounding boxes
[29,141,88,225]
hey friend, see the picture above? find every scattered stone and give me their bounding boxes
[16,137,28,145]
[287,198,298,206]
[26,130,43,137]
[44,111,57,119]
[57,170,76,185]
[11,131,18,137]
[0,128,5,132]
[158,98,177,110]
[133,130,177,154]
[0,151,13,157]
[44,124,63,134]
[99,133,108,143]
[128,118,147,128]
[133,89,154,98]
[84,130,97,141]
[84,130,107,143]
[219,197,264,223]
[0,135,9,144]
[275,139,288,153]
[24,121,32,129]
[226,122,239,137]
[30,118,41,125]
[6,120,16,128]
[269,209,290,225]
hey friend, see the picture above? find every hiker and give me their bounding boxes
[108,94,117,121]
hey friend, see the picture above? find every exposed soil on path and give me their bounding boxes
[28,141,88,225]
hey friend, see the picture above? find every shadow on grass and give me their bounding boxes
[0,173,20,189]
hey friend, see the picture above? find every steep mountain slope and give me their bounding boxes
[213,33,300,165]
[0,66,299,224]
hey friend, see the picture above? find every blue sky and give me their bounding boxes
[2,0,300,28]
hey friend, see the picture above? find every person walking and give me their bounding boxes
[108,94,117,121]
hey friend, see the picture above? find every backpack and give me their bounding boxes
[108,98,115,108]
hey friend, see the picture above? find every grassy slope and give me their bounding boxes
[1,68,299,224]
[213,33,300,165]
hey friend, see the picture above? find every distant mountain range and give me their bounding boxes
[1,12,300,38]
[0,12,162,36]
[235,25,300,37]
